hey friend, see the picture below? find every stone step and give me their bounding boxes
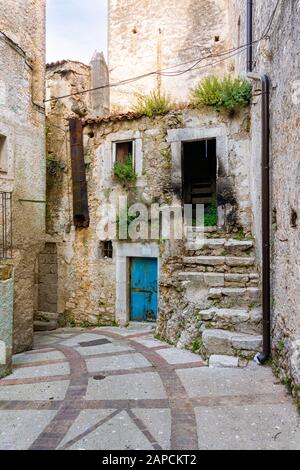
[184,255,255,266]
[34,320,57,332]
[177,272,259,288]
[202,329,262,358]
[183,255,256,273]
[198,307,262,334]
[186,226,217,233]
[209,355,240,368]
[35,311,59,322]
[185,239,254,256]
[208,287,261,308]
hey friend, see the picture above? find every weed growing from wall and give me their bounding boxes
[113,154,136,183]
[133,90,172,117]
[191,75,252,116]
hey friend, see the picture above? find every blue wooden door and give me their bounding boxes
[130,258,158,322]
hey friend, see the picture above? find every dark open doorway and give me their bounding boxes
[182,139,217,218]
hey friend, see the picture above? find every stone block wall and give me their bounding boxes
[0,265,14,378]
[38,243,58,314]
[0,0,46,353]
[108,0,231,111]
[230,0,300,394]
[46,107,252,327]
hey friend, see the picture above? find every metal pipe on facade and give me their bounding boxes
[69,118,90,228]
[246,0,253,72]
[256,75,271,364]
[246,2,271,364]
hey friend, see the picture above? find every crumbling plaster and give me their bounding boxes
[230,0,300,393]
[108,0,232,111]
[0,0,46,353]
[46,101,252,328]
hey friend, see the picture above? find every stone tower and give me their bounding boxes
[108,0,230,111]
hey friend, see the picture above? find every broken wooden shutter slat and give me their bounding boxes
[69,118,90,228]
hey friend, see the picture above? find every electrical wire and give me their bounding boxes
[45,1,282,104]
[44,41,259,103]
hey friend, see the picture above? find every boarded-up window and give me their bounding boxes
[115,141,133,164]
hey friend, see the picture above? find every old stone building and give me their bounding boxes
[45,0,263,366]
[0,0,46,374]
[1,0,299,397]
[108,0,231,110]
[230,0,300,394]
[43,0,300,397]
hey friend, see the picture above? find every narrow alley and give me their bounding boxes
[0,325,299,450]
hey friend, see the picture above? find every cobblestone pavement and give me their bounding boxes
[0,325,299,450]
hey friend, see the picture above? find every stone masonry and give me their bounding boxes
[0,0,46,353]
[0,265,13,378]
[229,0,300,395]
[108,0,231,111]
[45,97,262,360]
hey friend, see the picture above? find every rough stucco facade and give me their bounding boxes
[0,0,46,353]
[45,58,111,326]
[228,0,300,393]
[0,266,13,377]
[108,0,231,111]
[3,0,296,394]
[46,82,263,358]
[45,0,263,363]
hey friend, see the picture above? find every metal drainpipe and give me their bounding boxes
[256,75,271,364]
[246,0,253,73]
[246,2,271,364]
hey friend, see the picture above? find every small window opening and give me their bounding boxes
[291,208,298,228]
[182,139,217,220]
[115,141,133,164]
[102,241,113,259]
[0,135,7,173]
[214,36,220,42]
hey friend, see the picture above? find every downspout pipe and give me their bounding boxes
[256,75,271,364]
[246,3,271,364]
[246,0,253,72]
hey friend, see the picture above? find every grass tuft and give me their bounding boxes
[133,90,172,117]
[113,154,136,183]
[191,75,252,115]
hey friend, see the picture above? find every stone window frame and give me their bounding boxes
[114,242,160,325]
[0,124,13,180]
[167,126,228,196]
[100,130,143,188]
[113,140,136,167]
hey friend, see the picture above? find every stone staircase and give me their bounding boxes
[177,232,263,363]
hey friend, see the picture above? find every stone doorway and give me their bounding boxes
[35,243,58,331]
[182,139,217,218]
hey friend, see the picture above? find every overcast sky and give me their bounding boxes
[46,0,108,64]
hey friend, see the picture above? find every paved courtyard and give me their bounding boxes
[0,325,299,450]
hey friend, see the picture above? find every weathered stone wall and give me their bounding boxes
[45,60,114,326]
[46,106,252,327]
[0,0,46,352]
[108,0,231,111]
[38,243,58,314]
[0,266,13,377]
[230,0,300,394]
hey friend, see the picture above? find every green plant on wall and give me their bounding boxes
[113,154,136,183]
[133,90,172,118]
[204,203,218,227]
[191,75,252,115]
